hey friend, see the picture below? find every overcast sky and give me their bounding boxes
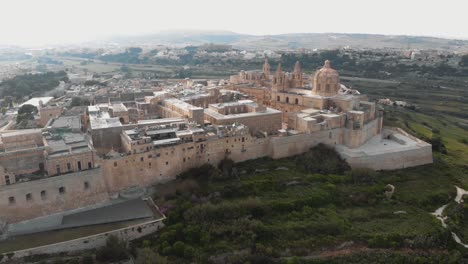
[1,0,466,46]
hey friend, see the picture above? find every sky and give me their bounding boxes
[0,0,467,46]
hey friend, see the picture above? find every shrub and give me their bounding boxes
[96,235,128,262]
[295,144,350,174]
[82,254,94,264]
[346,168,377,184]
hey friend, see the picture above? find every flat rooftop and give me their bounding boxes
[5,198,158,237]
[205,107,281,120]
[20,97,53,107]
[164,98,203,111]
[50,115,81,130]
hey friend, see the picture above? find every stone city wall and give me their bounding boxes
[343,118,381,148]
[0,219,165,263]
[0,168,109,223]
[340,143,433,170]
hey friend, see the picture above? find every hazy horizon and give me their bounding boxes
[1,0,467,46]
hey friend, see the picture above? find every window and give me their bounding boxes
[84,182,90,190]
[329,132,332,139]
[242,137,245,142]
[67,163,71,171]
[166,161,169,165]
[5,175,10,185]
[140,157,144,162]
[326,84,330,91]
[77,161,82,171]
[183,158,186,162]
[56,165,61,175]
[295,98,299,104]
[26,193,32,202]
[41,190,47,200]
[149,162,151,167]
[114,162,118,167]
[277,96,280,102]
[286,97,289,103]
[59,187,66,195]
[88,162,92,169]
[8,196,15,205]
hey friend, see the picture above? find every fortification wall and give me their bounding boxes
[343,117,381,148]
[0,168,109,223]
[271,128,343,159]
[341,144,433,170]
[0,219,165,263]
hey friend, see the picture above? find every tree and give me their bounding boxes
[16,104,37,124]
[459,54,468,67]
[70,97,90,107]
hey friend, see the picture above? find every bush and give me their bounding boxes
[295,144,350,174]
[346,168,377,184]
[96,235,129,262]
[82,254,94,264]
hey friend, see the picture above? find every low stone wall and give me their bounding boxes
[0,218,165,263]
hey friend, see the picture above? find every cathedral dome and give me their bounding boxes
[312,60,341,96]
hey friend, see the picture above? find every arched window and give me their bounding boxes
[26,193,33,202]
[41,190,47,200]
[286,97,289,103]
[295,98,299,104]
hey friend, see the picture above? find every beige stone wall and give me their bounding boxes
[270,129,344,159]
[38,106,63,128]
[45,151,96,176]
[0,168,109,223]
[343,118,382,148]
[0,148,45,176]
[339,144,433,170]
[205,111,282,135]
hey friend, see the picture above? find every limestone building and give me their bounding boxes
[0,59,433,224]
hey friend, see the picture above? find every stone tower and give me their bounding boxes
[273,63,287,91]
[312,60,340,97]
[292,61,303,87]
[262,58,271,80]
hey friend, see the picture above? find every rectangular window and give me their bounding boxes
[5,175,10,185]
[67,163,71,171]
[84,182,90,190]
[41,190,47,200]
[88,162,92,169]
[8,196,15,205]
[77,161,82,171]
